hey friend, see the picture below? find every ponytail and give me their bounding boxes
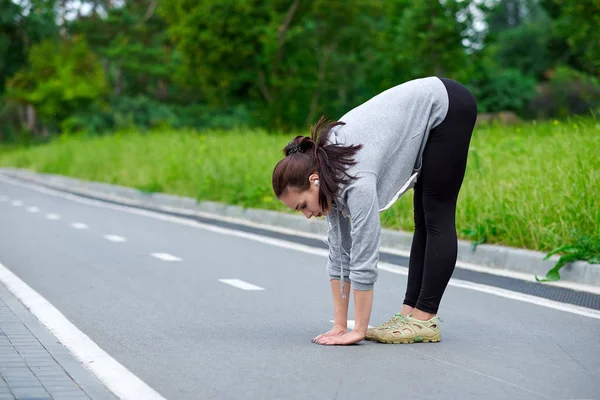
[272,115,363,212]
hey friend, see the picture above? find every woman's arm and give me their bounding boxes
[325,207,353,324]
[316,174,380,345]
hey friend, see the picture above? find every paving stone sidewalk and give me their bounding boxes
[0,283,117,400]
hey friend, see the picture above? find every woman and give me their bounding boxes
[272,76,477,345]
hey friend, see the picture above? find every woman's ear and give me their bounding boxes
[309,173,320,187]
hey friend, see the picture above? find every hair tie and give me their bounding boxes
[288,144,302,155]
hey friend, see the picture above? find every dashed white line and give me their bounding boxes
[46,213,61,220]
[3,175,599,320]
[219,279,264,291]
[104,235,126,242]
[11,200,23,206]
[71,223,89,229]
[151,253,181,262]
[0,195,7,201]
[26,206,40,213]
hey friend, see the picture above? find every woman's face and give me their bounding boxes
[279,174,326,219]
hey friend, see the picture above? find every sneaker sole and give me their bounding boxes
[376,336,441,344]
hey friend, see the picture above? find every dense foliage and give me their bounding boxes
[1,0,599,139]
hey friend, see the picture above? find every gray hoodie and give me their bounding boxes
[325,76,449,295]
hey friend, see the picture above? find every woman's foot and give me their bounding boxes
[314,330,365,345]
[312,324,346,344]
[400,304,414,317]
[410,308,435,321]
[373,315,441,344]
[365,313,406,340]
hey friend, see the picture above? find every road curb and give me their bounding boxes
[1,167,597,287]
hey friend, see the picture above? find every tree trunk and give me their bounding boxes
[114,65,123,96]
[25,104,36,134]
[260,0,301,107]
[257,71,274,104]
[144,0,158,21]
[306,45,335,125]
[156,79,168,100]
[276,0,301,71]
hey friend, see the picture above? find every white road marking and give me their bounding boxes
[219,279,264,291]
[0,195,7,201]
[151,253,181,262]
[379,245,600,296]
[377,263,600,320]
[104,235,126,242]
[26,206,40,213]
[2,174,599,320]
[4,173,593,294]
[71,223,88,229]
[330,320,373,329]
[46,213,61,220]
[11,200,23,206]
[0,260,166,400]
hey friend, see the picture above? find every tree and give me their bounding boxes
[69,0,177,100]
[5,36,108,134]
[547,0,600,75]
[393,0,480,81]
[158,0,388,129]
[0,0,58,94]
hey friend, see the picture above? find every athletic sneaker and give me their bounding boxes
[374,315,441,344]
[365,313,407,341]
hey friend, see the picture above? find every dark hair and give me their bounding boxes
[272,115,363,212]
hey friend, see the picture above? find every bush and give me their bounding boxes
[59,96,258,135]
[468,65,538,115]
[527,66,600,119]
[495,22,553,80]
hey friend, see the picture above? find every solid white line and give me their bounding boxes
[71,223,89,230]
[11,200,23,206]
[26,206,40,213]
[219,279,264,291]
[104,234,126,242]
[330,320,373,329]
[46,213,61,220]
[4,172,594,295]
[2,174,599,320]
[379,245,600,296]
[0,260,166,400]
[377,263,600,320]
[151,253,181,262]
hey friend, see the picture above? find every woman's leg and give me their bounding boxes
[402,178,426,316]
[372,78,477,343]
[412,78,477,317]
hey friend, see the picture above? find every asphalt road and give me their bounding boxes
[0,178,599,400]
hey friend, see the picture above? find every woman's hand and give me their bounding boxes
[312,324,347,344]
[314,330,365,345]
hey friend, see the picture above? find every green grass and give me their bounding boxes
[1,118,599,278]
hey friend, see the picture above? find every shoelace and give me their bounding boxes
[380,314,405,329]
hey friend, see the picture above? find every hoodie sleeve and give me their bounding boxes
[326,206,352,282]
[344,173,381,290]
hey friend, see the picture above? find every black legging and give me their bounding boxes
[403,78,478,314]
